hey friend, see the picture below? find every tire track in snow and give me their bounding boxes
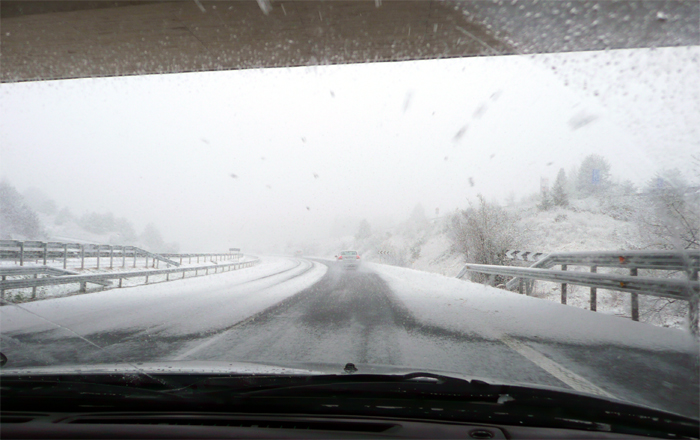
[173,259,318,360]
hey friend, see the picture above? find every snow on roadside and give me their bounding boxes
[370,262,697,353]
[1,257,327,337]
[517,206,637,252]
[408,232,464,276]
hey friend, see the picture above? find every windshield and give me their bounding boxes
[0,0,698,423]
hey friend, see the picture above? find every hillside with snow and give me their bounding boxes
[1,183,179,253]
[295,183,696,331]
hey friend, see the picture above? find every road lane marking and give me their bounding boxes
[500,335,616,399]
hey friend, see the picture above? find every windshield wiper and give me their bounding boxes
[171,371,491,396]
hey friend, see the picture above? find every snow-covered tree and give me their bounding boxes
[567,165,579,197]
[54,207,74,226]
[576,154,612,195]
[23,187,57,215]
[409,203,428,224]
[636,169,699,250]
[139,223,179,253]
[79,211,116,235]
[448,195,521,284]
[112,217,138,244]
[0,180,45,239]
[537,190,553,211]
[551,168,569,207]
[356,219,372,240]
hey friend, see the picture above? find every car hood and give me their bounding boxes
[0,359,477,378]
[0,359,587,397]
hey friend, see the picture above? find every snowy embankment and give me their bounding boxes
[370,263,698,354]
[342,202,688,330]
[516,206,689,328]
[1,256,327,337]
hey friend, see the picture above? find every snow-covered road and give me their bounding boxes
[1,257,697,418]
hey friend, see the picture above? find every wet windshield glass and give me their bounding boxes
[0,1,698,422]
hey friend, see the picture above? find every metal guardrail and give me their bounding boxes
[504,250,700,290]
[458,250,700,336]
[0,240,181,268]
[0,266,92,277]
[0,240,242,270]
[0,259,260,303]
[160,253,243,265]
[0,266,112,301]
[461,264,698,301]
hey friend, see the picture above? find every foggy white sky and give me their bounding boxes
[1,46,698,252]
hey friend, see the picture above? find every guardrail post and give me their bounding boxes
[145,275,149,284]
[122,247,126,268]
[79,281,86,293]
[63,244,68,269]
[179,256,182,265]
[133,249,137,268]
[590,266,597,311]
[189,256,192,264]
[80,245,85,270]
[630,267,639,321]
[96,245,100,269]
[145,255,149,268]
[560,264,567,304]
[689,269,698,337]
[109,246,114,269]
[119,277,123,288]
[42,242,48,265]
[166,273,170,281]
[197,255,199,264]
[32,274,38,299]
[19,242,24,266]
[1,275,5,303]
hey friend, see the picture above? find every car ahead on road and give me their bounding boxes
[336,250,361,269]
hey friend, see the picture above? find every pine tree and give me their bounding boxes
[576,154,611,195]
[0,180,44,239]
[538,190,553,211]
[552,168,569,207]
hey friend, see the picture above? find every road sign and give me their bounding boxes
[592,169,600,184]
[505,250,545,262]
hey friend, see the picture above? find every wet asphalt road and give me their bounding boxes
[3,260,698,418]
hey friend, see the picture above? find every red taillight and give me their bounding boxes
[356,255,360,259]
[338,256,342,260]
